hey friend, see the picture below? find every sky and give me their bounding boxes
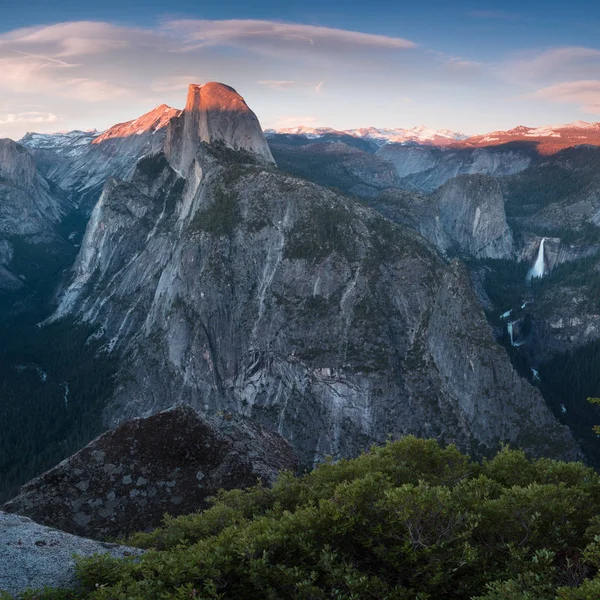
[1,0,600,139]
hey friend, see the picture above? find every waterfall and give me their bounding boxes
[507,321,514,346]
[526,238,546,283]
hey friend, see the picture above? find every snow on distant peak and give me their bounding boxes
[20,130,100,158]
[265,126,339,138]
[265,124,467,146]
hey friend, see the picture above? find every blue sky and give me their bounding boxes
[1,0,600,139]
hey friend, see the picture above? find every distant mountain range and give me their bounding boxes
[20,114,600,157]
[264,125,468,146]
[264,120,600,153]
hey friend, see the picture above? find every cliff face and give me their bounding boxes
[49,83,579,465]
[166,82,274,173]
[0,139,67,239]
[3,405,296,539]
[362,175,513,261]
[0,139,73,291]
[377,144,532,192]
[433,174,514,259]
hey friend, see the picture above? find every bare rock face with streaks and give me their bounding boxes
[0,139,67,240]
[0,139,73,290]
[3,405,297,539]
[376,143,533,192]
[433,174,514,259]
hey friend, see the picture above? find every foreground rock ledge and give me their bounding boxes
[3,405,297,540]
[0,511,141,596]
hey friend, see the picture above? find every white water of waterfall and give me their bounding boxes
[507,321,514,346]
[526,238,546,283]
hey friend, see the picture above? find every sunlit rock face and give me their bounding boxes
[166,82,275,173]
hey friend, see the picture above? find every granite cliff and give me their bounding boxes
[48,83,578,466]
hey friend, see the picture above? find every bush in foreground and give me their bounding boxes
[10,437,600,599]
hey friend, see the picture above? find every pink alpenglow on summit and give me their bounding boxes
[93,105,181,144]
[167,82,275,172]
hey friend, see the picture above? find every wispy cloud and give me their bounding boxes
[531,80,600,114]
[0,21,163,57]
[257,79,325,93]
[257,80,297,89]
[0,111,60,125]
[12,50,79,67]
[506,46,600,82]
[164,19,417,55]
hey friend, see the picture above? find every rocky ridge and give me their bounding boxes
[376,143,534,193]
[21,104,180,214]
[433,174,513,259]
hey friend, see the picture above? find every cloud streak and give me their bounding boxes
[532,80,600,114]
[257,80,297,89]
[0,111,60,125]
[507,47,600,82]
[164,19,417,54]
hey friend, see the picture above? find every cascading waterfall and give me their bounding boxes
[507,321,514,346]
[526,238,546,283]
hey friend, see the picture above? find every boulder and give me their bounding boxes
[2,405,297,540]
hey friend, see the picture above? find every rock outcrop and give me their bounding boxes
[0,512,141,597]
[433,174,514,259]
[166,82,274,173]
[3,405,297,539]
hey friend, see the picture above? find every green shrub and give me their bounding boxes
[16,437,600,599]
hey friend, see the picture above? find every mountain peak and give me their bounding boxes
[93,104,180,145]
[167,82,274,172]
